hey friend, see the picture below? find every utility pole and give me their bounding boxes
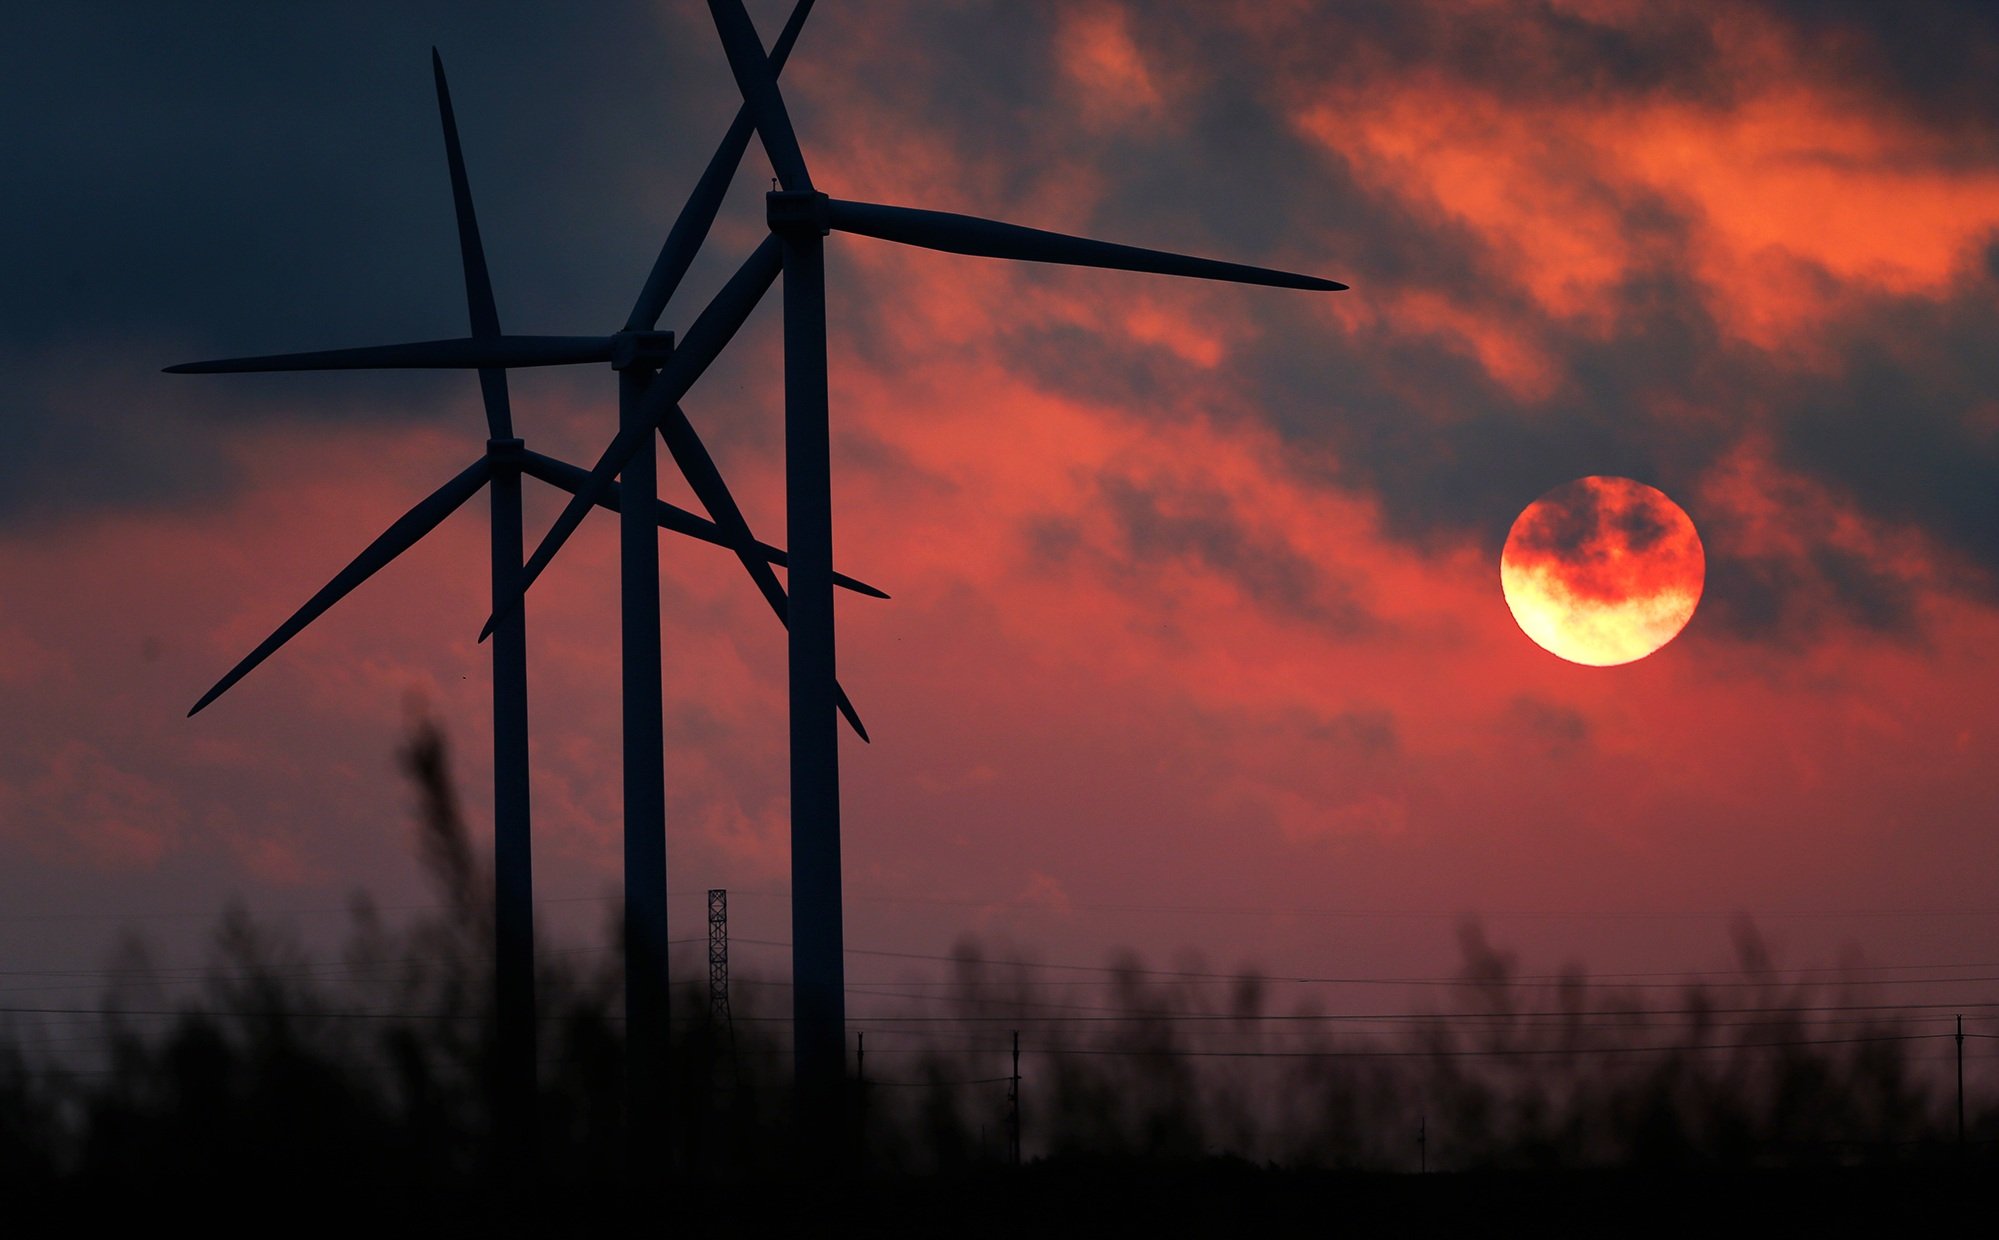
[1006,1030,1021,1168]
[1957,1014,1965,1152]
[856,1032,868,1173]
[1418,1115,1427,1174]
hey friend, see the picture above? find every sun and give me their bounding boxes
[1500,476,1705,666]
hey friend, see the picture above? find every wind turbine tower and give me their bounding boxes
[173,11,883,1167]
[511,0,1349,1142]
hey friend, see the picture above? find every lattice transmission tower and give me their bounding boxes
[708,889,737,1084]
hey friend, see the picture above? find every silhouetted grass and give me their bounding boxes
[855,924,1989,1175]
[1,719,1991,1229]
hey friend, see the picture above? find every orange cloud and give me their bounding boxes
[1284,7,1999,353]
[12,1,1999,994]
[1056,3,1168,130]
[0,742,184,869]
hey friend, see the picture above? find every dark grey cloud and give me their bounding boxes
[1509,478,1657,560]
[1506,695,1590,756]
[1220,0,1730,114]
[4,3,732,350]
[1097,4,1995,648]
[1669,266,1999,645]
[1257,247,1990,646]
[1187,701,1401,765]
[989,2,1988,653]
[1,1,775,520]
[1096,473,1358,631]
[1021,471,1373,636]
[1703,544,1924,646]
[1244,261,1729,537]
[1750,0,1999,145]
[803,1,1060,183]
[11,0,1993,658]
[1002,1,1741,568]
[0,352,242,527]
[1773,281,1999,578]
[1308,705,1399,756]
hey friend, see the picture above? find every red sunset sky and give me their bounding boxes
[3,1,1997,1077]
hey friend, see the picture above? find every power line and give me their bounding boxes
[17,889,1999,925]
[688,888,1999,920]
[728,937,1999,991]
[865,1076,1014,1088]
[0,894,624,924]
[823,999,1999,1023]
[1021,1032,1947,1061]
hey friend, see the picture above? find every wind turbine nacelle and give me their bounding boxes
[767,189,831,236]
[611,330,675,371]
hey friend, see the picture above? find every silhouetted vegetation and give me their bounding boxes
[1,721,1991,1230]
[846,922,1993,1178]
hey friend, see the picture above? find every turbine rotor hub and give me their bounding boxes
[767,190,831,236]
[611,330,675,371]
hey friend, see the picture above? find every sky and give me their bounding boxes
[4,0,1999,1041]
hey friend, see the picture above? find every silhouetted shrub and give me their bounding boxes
[1,718,1989,1217]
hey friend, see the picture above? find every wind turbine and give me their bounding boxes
[499,0,1349,1137]
[172,13,879,1163]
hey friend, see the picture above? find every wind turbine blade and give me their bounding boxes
[646,417,877,740]
[188,458,493,717]
[165,335,618,374]
[487,237,784,639]
[625,0,815,331]
[653,413,872,740]
[666,234,784,403]
[508,421,873,739]
[518,448,888,598]
[835,687,870,743]
[493,429,639,642]
[830,568,889,600]
[824,199,1349,291]
[652,419,876,734]
[432,50,501,342]
[706,0,814,192]
[433,48,513,440]
[655,408,784,582]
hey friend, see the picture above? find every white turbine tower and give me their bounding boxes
[500,0,1350,1139]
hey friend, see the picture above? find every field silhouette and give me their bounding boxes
[1,721,1988,1232]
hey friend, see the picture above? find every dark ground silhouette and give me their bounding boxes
[1,723,1989,1233]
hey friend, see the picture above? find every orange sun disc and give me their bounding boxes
[1500,476,1704,666]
